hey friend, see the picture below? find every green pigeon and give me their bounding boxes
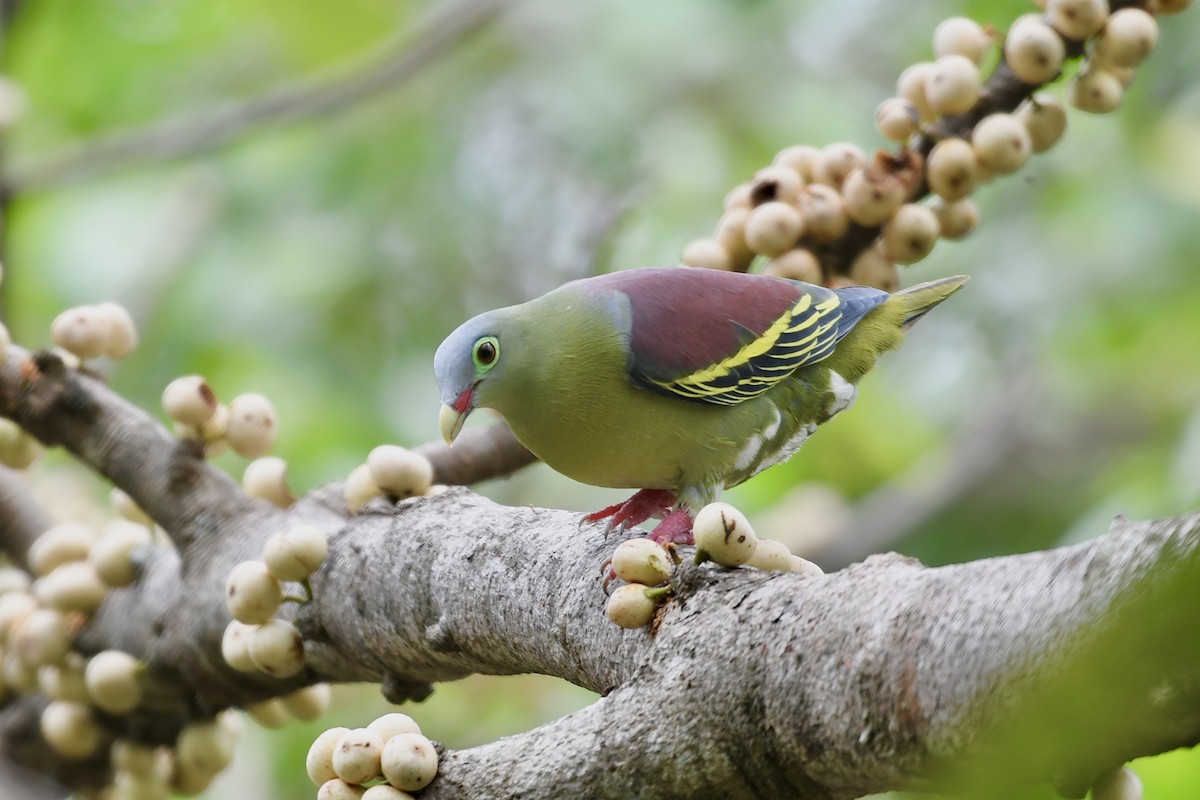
[434,267,966,544]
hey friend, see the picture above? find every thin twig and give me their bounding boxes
[2,0,520,192]
[416,422,537,486]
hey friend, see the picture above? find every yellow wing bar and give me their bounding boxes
[648,294,843,406]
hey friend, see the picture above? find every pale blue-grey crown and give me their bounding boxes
[433,311,499,406]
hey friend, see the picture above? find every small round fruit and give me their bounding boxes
[85,649,142,714]
[849,246,899,292]
[723,183,752,211]
[972,113,1032,174]
[933,16,990,63]
[333,727,384,785]
[1016,95,1068,153]
[796,185,848,242]
[606,583,657,629]
[841,168,906,227]
[0,566,29,596]
[714,208,753,270]
[308,727,351,786]
[37,653,89,703]
[367,445,434,499]
[0,420,42,469]
[380,732,439,792]
[38,561,108,620]
[1069,68,1123,114]
[875,97,919,143]
[247,619,305,678]
[112,739,167,778]
[693,502,758,567]
[176,720,237,776]
[1095,9,1157,68]
[345,464,384,513]
[611,538,672,586]
[932,198,981,240]
[319,779,367,800]
[772,145,820,182]
[1047,0,1110,40]
[51,306,109,360]
[41,701,102,759]
[95,302,138,359]
[368,713,421,743]
[881,204,940,265]
[221,620,257,672]
[242,456,295,507]
[13,607,71,666]
[261,523,328,582]
[90,520,153,587]
[0,591,36,639]
[925,55,981,116]
[248,698,291,729]
[896,62,935,121]
[28,522,94,577]
[681,238,731,271]
[1005,14,1066,85]
[171,760,219,795]
[746,539,795,572]
[283,683,332,721]
[225,560,282,625]
[790,555,826,575]
[812,143,866,189]
[764,249,822,283]
[749,165,804,206]
[162,376,218,427]
[363,785,416,800]
[744,201,805,257]
[927,137,979,202]
[225,393,278,458]
[111,487,154,526]
[4,649,37,691]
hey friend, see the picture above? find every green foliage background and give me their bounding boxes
[3,0,1199,797]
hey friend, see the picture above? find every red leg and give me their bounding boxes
[584,489,675,532]
[648,508,695,546]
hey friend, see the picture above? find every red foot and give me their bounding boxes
[584,489,675,532]
[648,509,695,546]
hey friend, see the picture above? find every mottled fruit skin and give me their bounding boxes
[435,267,966,514]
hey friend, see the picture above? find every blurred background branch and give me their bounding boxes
[2,0,520,192]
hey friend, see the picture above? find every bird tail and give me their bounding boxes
[890,275,969,328]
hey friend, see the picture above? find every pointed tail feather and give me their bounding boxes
[890,275,969,328]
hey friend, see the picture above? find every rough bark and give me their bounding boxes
[1,346,1199,798]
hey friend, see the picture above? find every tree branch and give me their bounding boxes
[0,465,50,567]
[2,354,1199,797]
[1,0,519,192]
[417,423,536,487]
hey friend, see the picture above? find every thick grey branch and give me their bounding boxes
[416,512,1200,800]
[2,341,1199,799]
[0,347,262,546]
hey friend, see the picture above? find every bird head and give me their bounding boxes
[433,311,507,444]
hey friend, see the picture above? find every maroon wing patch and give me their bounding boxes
[585,267,802,377]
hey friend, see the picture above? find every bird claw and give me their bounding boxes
[646,509,695,547]
[582,489,676,537]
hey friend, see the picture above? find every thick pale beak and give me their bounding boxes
[439,403,468,444]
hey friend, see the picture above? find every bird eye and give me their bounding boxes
[473,337,499,369]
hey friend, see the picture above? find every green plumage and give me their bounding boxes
[434,270,966,514]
